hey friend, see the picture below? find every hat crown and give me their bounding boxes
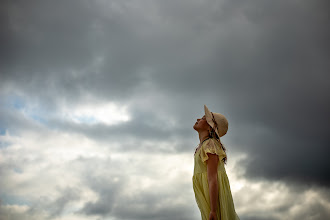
[212,112,228,137]
[204,105,228,137]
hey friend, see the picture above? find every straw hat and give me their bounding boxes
[204,105,228,138]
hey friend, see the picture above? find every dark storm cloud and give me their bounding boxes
[2,0,330,186]
[211,0,330,187]
[1,0,148,107]
[120,0,330,187]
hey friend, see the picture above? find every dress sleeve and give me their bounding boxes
[200,138,226,164]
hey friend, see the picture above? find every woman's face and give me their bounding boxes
[193,115,210,132]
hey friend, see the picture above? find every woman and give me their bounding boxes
[192,105,240,220]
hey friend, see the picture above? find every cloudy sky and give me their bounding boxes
[1,0,330,219]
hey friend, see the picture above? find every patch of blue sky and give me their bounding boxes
[0,193,31,206]
[0,128,5,135]
[0,124,8,137]
[13,167,23,173]
[74,115,98,124]
[27,112,48,124]
[1,94,26,110]
[12,96,26,110]
[0,129,10,149]
[2,95,49,125]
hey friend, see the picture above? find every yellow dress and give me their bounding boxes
[192,137,240,220]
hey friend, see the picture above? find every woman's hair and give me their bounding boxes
[209,127,227,164]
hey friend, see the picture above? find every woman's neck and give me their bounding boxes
[198,131,210,144]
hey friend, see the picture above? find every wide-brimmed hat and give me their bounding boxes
[204,105,228,138]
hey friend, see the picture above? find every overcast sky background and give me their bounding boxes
[1,0,330,220]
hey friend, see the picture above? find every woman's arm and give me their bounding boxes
[207,153,219,220]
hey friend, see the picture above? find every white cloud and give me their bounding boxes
[61,102,131,125]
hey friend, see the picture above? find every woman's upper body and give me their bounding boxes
[193,137,227,176]
[193,111,227,175]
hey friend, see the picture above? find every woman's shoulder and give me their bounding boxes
[199,137,226,163]
[202,137,221,148]
[202,138,226,155]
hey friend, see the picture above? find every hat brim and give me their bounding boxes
[204,105,220,137]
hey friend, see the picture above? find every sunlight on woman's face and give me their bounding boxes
[193,115,210,131]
